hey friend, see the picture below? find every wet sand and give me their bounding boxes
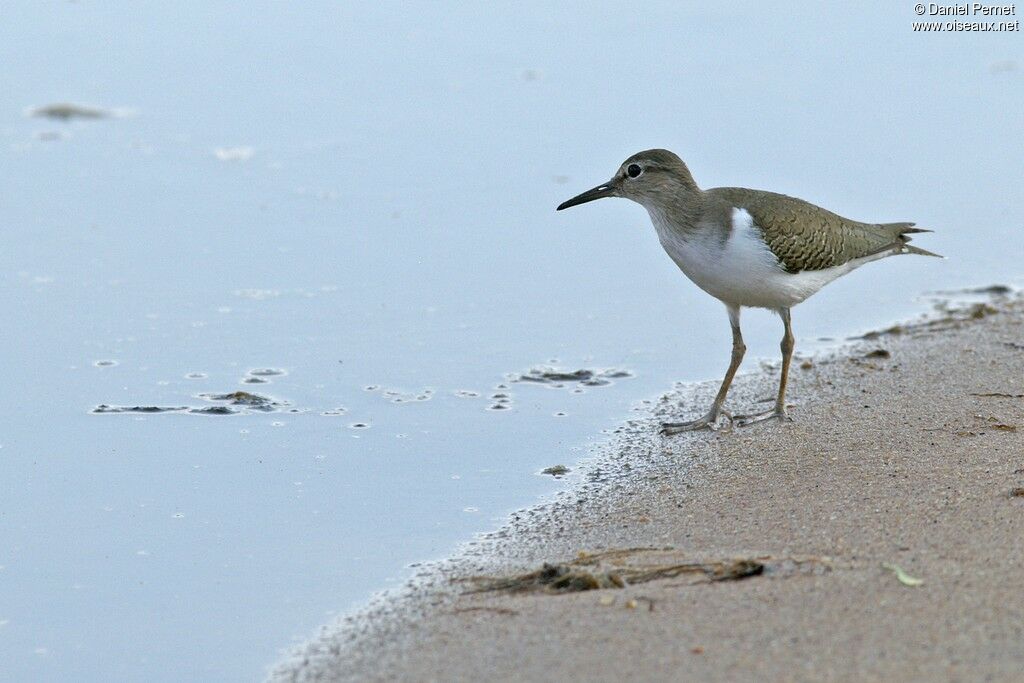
[271,295,1024,683]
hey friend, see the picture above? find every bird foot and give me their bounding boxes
[734,407,792,428]
[661,409,732,435]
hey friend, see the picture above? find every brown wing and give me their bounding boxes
[709,188,926,273]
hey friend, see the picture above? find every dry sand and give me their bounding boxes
[271,293,1024,683]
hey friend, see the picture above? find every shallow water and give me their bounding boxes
[1,3,1021,681]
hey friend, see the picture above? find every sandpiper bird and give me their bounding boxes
[557,149,939,433]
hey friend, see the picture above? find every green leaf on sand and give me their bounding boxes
[881,563,924,587]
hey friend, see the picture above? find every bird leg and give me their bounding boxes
[661,305,744,435]
[735,308,795,428]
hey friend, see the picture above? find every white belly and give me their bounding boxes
[648,207,876,310]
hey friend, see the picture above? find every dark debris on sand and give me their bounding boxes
[460,548,829,596]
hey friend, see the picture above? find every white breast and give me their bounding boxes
[648,207,878,310]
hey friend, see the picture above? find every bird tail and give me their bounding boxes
[883,222,944,259]
[903,244,943,258]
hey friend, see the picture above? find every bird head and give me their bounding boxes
[556,149,698,212]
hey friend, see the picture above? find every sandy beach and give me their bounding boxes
[271,293,1024,683]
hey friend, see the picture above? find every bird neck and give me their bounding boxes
[642,186,704,237]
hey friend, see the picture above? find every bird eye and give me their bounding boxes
[626,163,643,178]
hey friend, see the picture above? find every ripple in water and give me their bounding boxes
[248,368,286,377]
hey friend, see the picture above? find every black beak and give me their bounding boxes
[556,180,617,211]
